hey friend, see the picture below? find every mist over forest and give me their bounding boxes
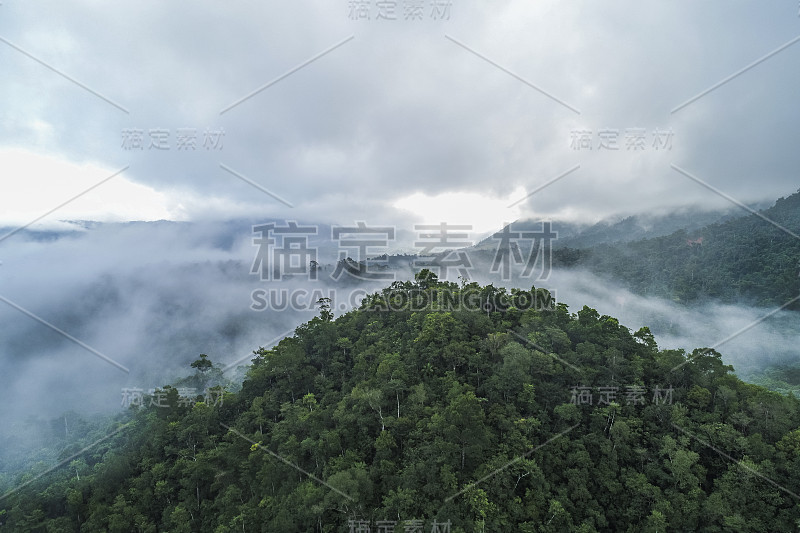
[1,199,798,477]
[3,1,800,530]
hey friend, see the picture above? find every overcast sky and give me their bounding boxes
[1,2,800,462]
[1,0,799,234]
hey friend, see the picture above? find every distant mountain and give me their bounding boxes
[553,190,800,308]
[551,204,766,249]
[474,203,763,253]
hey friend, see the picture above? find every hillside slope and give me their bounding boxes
[2,273,800,531]
[553,190,800,308]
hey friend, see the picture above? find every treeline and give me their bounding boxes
[553,190,800,308]
[2,272,800,531]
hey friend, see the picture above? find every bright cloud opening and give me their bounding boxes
[392,186,527,235]
[0,148,176,228]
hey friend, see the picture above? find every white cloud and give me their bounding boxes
[393,186,526,234]
[0,148,176,227]
[1,1,797,227]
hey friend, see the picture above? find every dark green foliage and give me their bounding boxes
[3,275,800,531]
[553,190,800,309]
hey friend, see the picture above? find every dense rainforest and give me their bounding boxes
[551,190,800,308]
[2,272,800,531]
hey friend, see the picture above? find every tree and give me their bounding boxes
[6,277,800,532]
[190,353,213,373]
[316,297,333,322]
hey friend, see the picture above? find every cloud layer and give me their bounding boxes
[1,1,799,228]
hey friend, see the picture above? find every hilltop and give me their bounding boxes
[2,272,800,531]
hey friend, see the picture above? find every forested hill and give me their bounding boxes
[553,190,800,308]
[478,203,756,253]
[3,273,800,531]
